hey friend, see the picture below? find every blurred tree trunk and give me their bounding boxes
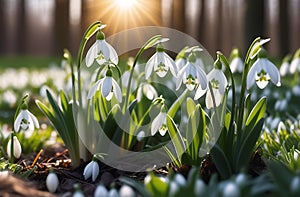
[172,0,185,32]
[217,0,223,51]
[54,0,69,56]
[198,0,206,47]
[16,0,26,54]
[0,0,4,54]
[244,0,265,49]
[279,0,289,56]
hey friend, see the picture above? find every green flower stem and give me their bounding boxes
[76,21,102,106]
[217,52,235,132]
[123,35,162,112]
[63,49,76,104]
[9,132,14,163]
[237,37,261,132]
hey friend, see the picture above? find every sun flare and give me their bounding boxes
[115,0,138,10]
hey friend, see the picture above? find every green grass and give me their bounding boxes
[0,56,60,69]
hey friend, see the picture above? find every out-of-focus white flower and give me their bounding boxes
[277,121,286,133]
[205,67,228,109]
[280,62,290,76]
[176,53,207,100]
[136,131,145,142]
[108,188,119,197]
[174,174,186,186]
[194,179,206,196]
[289,49,300,74]
[145,43,177,79]
[2,90,17,106]
[119,185,135,197]
[290,176,300,193]
[247,51,281,89]
[235,173,247,187]
[7,136,22,159]
[222,182,240,197]
[87,70,122,103]
[169,181,179,196]
[14,109,40,133]
[46,169,59,193]
[274,99,287,111]
[73,190,85,197]
[151,112,168,136]
[86,29,118,67]
[136,83,158,102]
[229,48,244,73]
[94,184,108,197]
[83,159,99,182]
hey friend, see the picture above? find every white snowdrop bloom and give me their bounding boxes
[230,57,244,73]
[2,90,17,106]
[235,173,247,187]
[249,38,270,59]
[194,179,206,196]
[277,121,286,133]
[86,30,118,67]
[294,151,299,161]
[136,131,145,142]
[46,170,59,193]
[176,53,207,100]
[14,109,39,133]
[136,83,158,102]
[247,56,281,89]
[280,61,290,76]
[7,136,22,159]
[169,181,179,196]
[205,67,228,109]
[292,86,300,96]
[290,177,300,193]
[108,188,119,197]
[119,185,135,197]
[175,58,186,70]
[174,173,186,186]
[145,44,177,79]
[83,159,99,182]
[151,112,168,136]
[94,184,108,197]
[289,49,300,74]
[87,72,122,103]
[222,182,240,197]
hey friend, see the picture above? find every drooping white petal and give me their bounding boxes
[87,80,103,99]
[136,86,143,102]
[83,161,93,180]
[145,53,157,79]
[164,52,177,77]
[92,161,100,182]
[27,110,40,129]
[175,58,186,70]
[46,171,59,193]
[96,40,109,65]
[108,188,119,197]
[206,88,222,109]
[7,136,22,159]
[207,69,227,94]
[106,91,114,101]
[176,63,188,90]
[230,57,244,73]
[107,42,119,65]
[86,42,97,67]
[136,131,145,142]
[14,110,25,132]
[261,59,281,87]
[119,185,135,197]
[143,84,157,100]
[151,112,166,136]
[246,60,260,89]
[101,77,113,98]
[112,78,122,103]
[289,58,300,74]
[94,184,108,197]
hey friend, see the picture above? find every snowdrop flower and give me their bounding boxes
[136,131,145,142]
[222,182,240,197]
[290,177,300,193]
[83,157,99,182]
[86,29,118,67]
[290,50,300,74]
[229,48,244,73]
[88,69,122,103]
[94,184,108,197]
[169,181,179,196]
[7,136,22,159]
[177,53,208,100]
[174,173,186,186]
[151,112,168,136]
[108,188,119,197]
[136,83,158,102]
[145,42,177,79]
[280,55,291,76]
[175,46,190,69]
[277,121,286,133]
[249,38,270,59]
[46,169,59,193]
[73,185,85,197]
[194,179,206,196]
[14,109,40,133]
[247,49,281,89]
[119,185,135,197]
[205,61,228,109]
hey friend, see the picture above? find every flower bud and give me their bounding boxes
[46,169,59,193]
[7,136,22,159]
